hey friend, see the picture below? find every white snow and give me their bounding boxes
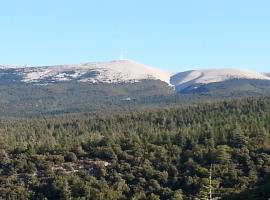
[76,60,172,84]
[0,64,35,69]
[171,69,270,90]
[23,68,53,82]
[20,60,172,84]
[1,60,269,88]
[262,72,270,77]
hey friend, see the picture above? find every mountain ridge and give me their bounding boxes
[171,68,270,91]
[1,60,270,117]
[0,60,172,84]
[0,60,269,90]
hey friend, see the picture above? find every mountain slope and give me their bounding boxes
[0,80,176,117]
[263,72,270,77]
[1,60,270,117]
[0,60,172,84]
[171,69,270,91]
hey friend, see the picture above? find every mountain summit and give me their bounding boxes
[0,60,270,90]
[1,60,270,116]
[0,60,172,84]
[171,69,270,91]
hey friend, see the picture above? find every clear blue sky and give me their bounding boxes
[1,0,270,72]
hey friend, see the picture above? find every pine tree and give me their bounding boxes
[196,164,220,200]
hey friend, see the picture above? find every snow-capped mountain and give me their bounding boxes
[263,72,270,77]
[1,60,270,116]
[171,69,270,91]
[0,60,172,84]
[1,60,270,91]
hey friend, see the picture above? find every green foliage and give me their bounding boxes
[64,152,77,162]
[0,80,175,117]
[0,97,270,199]
[2,79,270,117]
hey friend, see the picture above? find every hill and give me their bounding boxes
[0,97,270,199]
[1,60,270,117]
[171,68,270,91]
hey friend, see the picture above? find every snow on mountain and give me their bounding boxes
[77,60,172,84]
[0,64,34,69]
[171,69,270,90]
[263,72,270,77]
[15,60,172,84]
[1,60,270,90]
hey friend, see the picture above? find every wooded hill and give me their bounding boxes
[0,97,270,199]
[2,79,270,117]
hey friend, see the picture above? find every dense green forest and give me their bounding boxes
[1,97,270,199]
[0,80,174,117]
[1,79,270,117]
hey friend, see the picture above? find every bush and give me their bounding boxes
[64,152,77,162]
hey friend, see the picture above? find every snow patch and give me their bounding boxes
[18,60,172,84]
[171,69,270,90]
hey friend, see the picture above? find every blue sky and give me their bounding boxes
[0,0,270,72]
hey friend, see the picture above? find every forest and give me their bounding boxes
[1,78,270,117]
[0,97,270,199]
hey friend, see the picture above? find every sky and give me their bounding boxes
[0,0,270,72]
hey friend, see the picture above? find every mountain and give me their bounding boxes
[1,60,269,90]
[263,72,270,77]
[171,69,270,91]
[0,60,172,84]
[0,60,175,117]
[1,60,270,117]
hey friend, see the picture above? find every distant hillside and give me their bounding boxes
[0,60,172,84]
[0,80,176,117]
[171,69,270,91]
[178,79,270,96]
[1,60,270,117]
[263,72,270,77]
